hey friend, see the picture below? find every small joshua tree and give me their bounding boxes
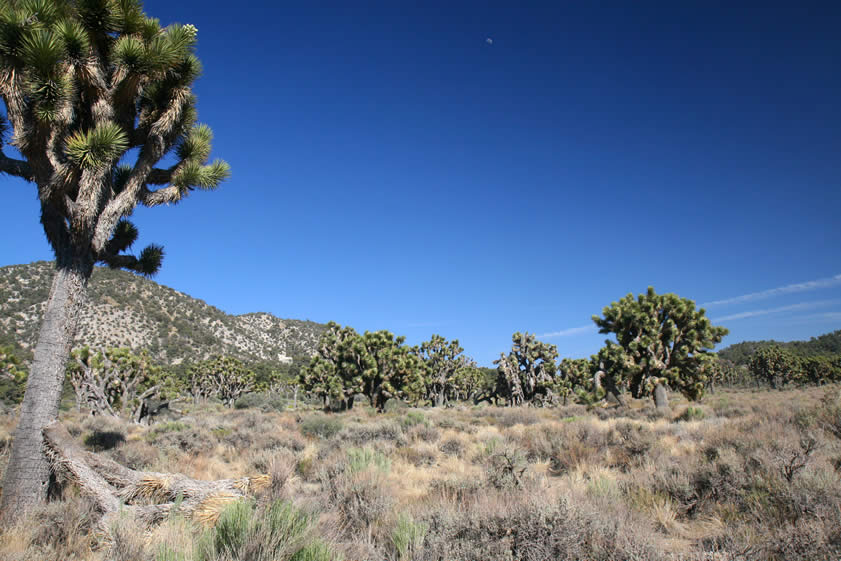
[189,356,256,407]
[67,346,174,423]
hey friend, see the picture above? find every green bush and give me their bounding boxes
[677,406,706,422]
[195,499,336,561]
[347,447,391,474]
[391,513,427,560]
[234,392,290,412]
[399,410,427,429]
[300,415,344,439]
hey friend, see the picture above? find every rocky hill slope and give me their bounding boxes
[0,262,325,366]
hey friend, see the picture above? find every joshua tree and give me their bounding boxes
[417,334,473,406]
[67,346,168,422]
[0,0,228,519]
[592,287,728,411]
[748,346,802,389]
[494,332,559,406]
[300,323,426,411]
[189,356,255,407]
[299,321,369,410]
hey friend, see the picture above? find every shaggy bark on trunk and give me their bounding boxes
[43,423,269,533]
[654,383,670,412]
[0,256,91,521]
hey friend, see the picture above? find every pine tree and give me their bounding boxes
[0,0,228,520]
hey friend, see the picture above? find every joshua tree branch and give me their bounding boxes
[139,184,185,207]
[147,167,174,185]
[0,153,31,180]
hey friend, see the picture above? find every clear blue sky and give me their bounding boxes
[2,1,840,366]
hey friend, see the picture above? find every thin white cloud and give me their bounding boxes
[703,274,841,307]
[538,324,596,338]
[712,300,840,322]
[783,311,841,324]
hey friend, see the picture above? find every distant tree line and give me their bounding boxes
[2,292,838,418]
[297,287,730,412]
[717,330,841,366]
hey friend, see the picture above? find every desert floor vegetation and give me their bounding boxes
[1,385,840,561]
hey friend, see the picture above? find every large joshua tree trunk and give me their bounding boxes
[654,383,670,413]
[1,255,92,519]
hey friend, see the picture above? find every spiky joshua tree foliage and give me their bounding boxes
[494,332,561,406]
[592,287,728,410]
[0,0,228,520]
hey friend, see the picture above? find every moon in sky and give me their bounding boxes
[486,37,493,45]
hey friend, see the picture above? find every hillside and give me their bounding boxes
[0,262,326,366]
[717,329,841,366]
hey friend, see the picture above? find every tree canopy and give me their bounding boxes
[299,322,427,412]
[592,287,728,405]
[494,332,561,406]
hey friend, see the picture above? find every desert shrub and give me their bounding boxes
[233,392,266,410]
[439,437,465,457]
[194,499,335,561]
[408,423,439,443]
[24,495,98,558]
[218,414,289,452]
[300,415,344,439]
[234,392,291,412]
[676,406,706,422]
[485,447,529,489]
[275,430,308,453]
[109,439,160,470]
[419,493,665,561]
[486,407,541,428]
[146,421,191,438]
[399,410,427,429]
[107,513,149,561]
[428,477,484,504]
[147,422,215,455]
[398,445,438,467]
[538,424,609,475]
[323,468,394,534]
[335,420,405,446]
[608,422,658,470]
[435,417,476,433]
[296,455,316,481]
[812,388,841,440]
[745,515,841,561]
[347,447,392,474]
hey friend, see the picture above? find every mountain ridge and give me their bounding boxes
[0,261,326,367]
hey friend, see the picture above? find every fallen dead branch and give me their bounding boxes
[43,422,270,534]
